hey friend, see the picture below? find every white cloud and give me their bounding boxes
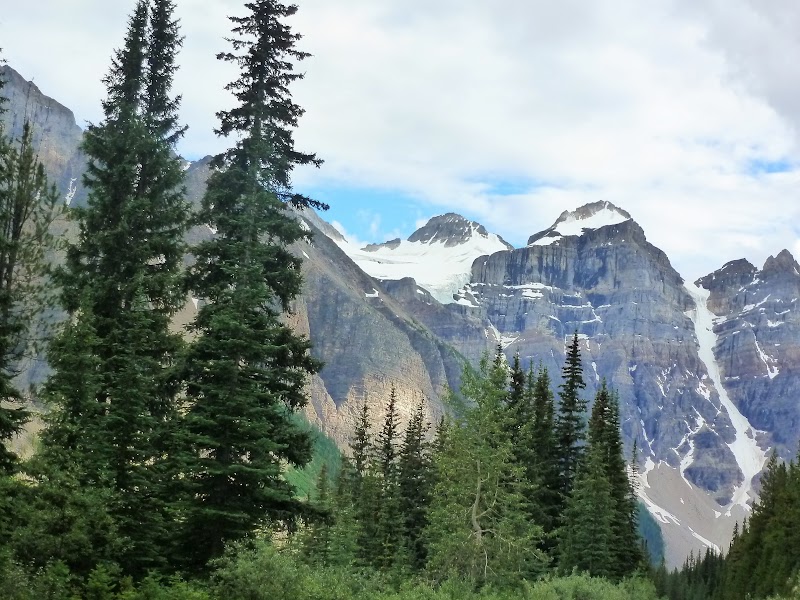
[3,0,800,281]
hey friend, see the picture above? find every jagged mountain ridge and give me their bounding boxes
[6,65,800,567]
[335,200,792,565]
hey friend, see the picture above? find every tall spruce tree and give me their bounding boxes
[507,351,525,415]
[397,399,432,570]
[373,385,402,569]
[519,364,560,551]
[38,0,188,575]
[177,0,325,571]
[0,56,61,476]
[585,381,643,579]
[555,332,587,499]
[558,440,615,578]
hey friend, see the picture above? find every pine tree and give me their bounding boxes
[518,364,560,552]
[0,121,60,475]
[300,463,333,566]
[585,381,643,579]
[507,351,525,415]
[373,386,402,569]
[555,332,587,500]
[38,0,188,575]
[351,400,372,482]
[177,0,325,571]
[342,400,380,568]
[558,441,615,578]
[397,399,432,570]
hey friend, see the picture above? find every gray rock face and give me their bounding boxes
[441,209,741,503]
[698,250,800,460]
[0,65,87,206]
[289,211,465,446]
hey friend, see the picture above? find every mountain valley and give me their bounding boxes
[5,63,800,568]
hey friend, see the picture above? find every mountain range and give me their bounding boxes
[4,64,800,567]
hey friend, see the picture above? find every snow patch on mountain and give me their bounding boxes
[685,281,768,510]
[335,215,510,304]
[529,200,631,246]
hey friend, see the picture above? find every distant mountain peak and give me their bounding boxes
[528,200,632,246]
[406,213,513,250]
[763,249,799,275]
[333,212,512,304]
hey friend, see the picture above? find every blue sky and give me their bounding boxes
[4,0,800,280]
[300,186,436,247]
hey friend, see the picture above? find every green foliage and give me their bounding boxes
[398,400,433,570]
[373,386,402,568]
[559,442,615,578]
[514,364,560,550]
[554,332,587,503]
[37,0,188,577]
[209,541,660,600]
[284,417,342,498]
[0,112,61,474]
[175,0,324,571]
[425,355,546,587]
[210,541,363,600]
[8,467,124,577]
[559,381,644,580]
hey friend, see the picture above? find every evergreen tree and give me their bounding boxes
[300,463,333,566]
[397,399,432,570]
[555,332,587,500]
[518,364,560,551]
[342,400,381,568]
[425,356,545,587]
[0,59,61,475]
[38,0,188,575]
[373,386,402,569]
[351,400,372,482]
[558,441,615,578]
[177,0,326,570]
[507,351,525,415]
[585,381,643,579]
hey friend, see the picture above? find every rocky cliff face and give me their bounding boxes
[0,65,87,206]
[698,250,800,461]
[289,209,465,446]
[447,202,746,505]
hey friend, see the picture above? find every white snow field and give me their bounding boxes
[685,281,768,510]
[336,223,509,304]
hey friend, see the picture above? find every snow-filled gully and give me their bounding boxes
[684,282,767,510]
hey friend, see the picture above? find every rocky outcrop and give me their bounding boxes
[447,204,741,504]
[698,250,800,460]
[289,210,466,446]
[0,65,87,206]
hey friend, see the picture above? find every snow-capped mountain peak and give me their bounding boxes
[335,213,512,304]
[528,200,632,246]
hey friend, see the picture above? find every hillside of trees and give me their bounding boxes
[2,1,799,599]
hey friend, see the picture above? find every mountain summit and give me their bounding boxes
[336,213,511,304]
[528,200,632,246]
